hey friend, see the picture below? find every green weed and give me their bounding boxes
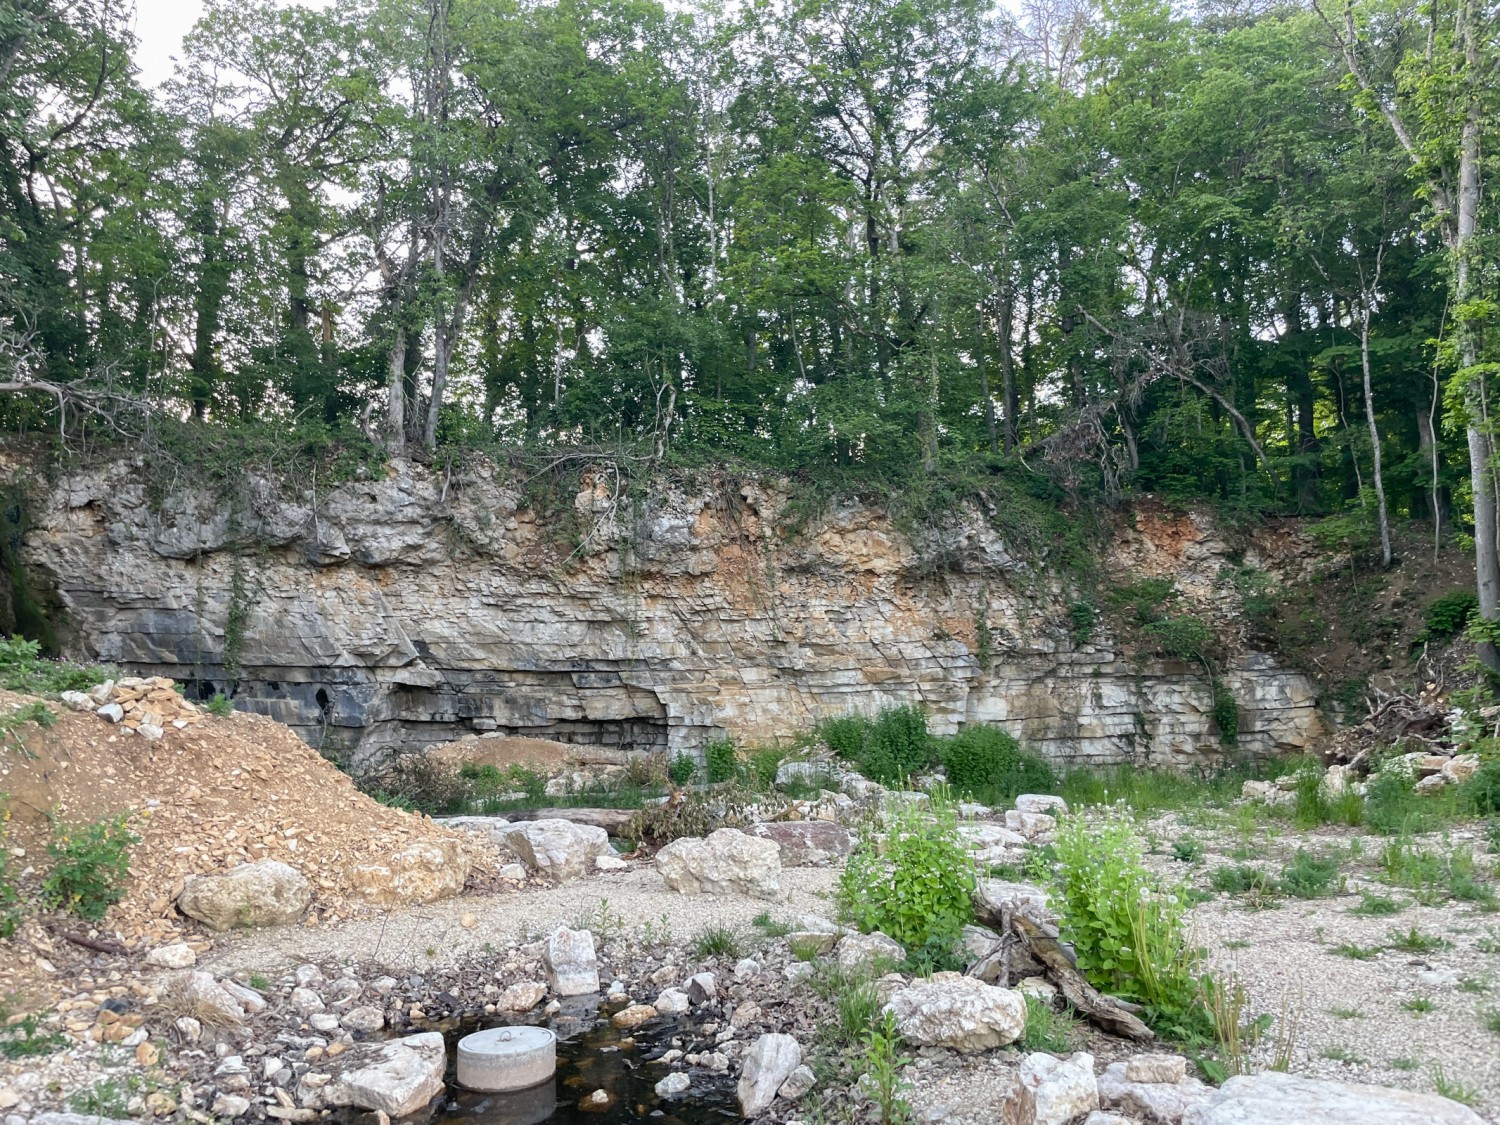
[692,925,742,959]
[1400,996,1435,1014]
[42,813,137,920]
[0,1015,67,1060]
[1018,994,1076,1052]
[1386,926,1449,954]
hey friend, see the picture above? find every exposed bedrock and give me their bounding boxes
[13,456,1331,772]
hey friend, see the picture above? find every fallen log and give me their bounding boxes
[499,807,635,834]
[973,898,1155,1042]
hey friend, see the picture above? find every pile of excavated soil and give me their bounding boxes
[0,688,491,1006]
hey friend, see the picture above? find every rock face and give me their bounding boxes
[312,1032,447,1117]
[655,829,783,899]
[1008,1052,1099,1125]
[176,860,311,931]
[884,975,1027,1052]
[501,819,610,882]
[744,821,854,867]
[345,839,468,906]
[18,460,1330,770]
[737,1034,802,1117]
[1181,1073,1484,1125]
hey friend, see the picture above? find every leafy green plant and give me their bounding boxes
[0,1015,66,1060]
[1210,864,1275,896]
[1067,600,1097,645]
[1172,836,1204,863]
[668,752,697,786]
[1018,994,1075,1051]
[1331,943,1382,960]
[819,714,870,759]
[1351,892,1404,916]
[860,1011,912,1125]
[692,925,742,959]
[204,693,235,718]
[41,814,138,921]
[1423,591,1478,641]
[0,700,55,754]
[1430,1066,1479,1107]
[1142,615,1214,662]
[1387,926,1448,954]
[704,737,738,783]
[0,636,113,697]
[1108,578,1176,625]
[1400,996,1435,1015]
[0,803,20,938]
[838,792,973,951]
[938,725,1053,799]
[1050,807,1204,1031]
[1278,849,1341,898]
[1461,757,1500,817]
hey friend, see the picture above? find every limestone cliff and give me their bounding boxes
[12,456,1330,770]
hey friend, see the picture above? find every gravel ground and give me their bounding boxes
[204,863,843,974]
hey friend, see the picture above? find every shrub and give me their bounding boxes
[1019,994,1075,1052]
[1108,578,1176,625]
[1210,864,1275,896]
[819,714,870,759]
[205,693,235,718]
[1461,757,1500,817]
[704,737,738,783]
[0,804,20,938]
[42,814,138,921]
[1067,601,1097,645]
[668,752,697,786]
[1424,591,1479,641]
[939,726,1054,799]
[1143,615,1214,662]
[1051,808,1203,1029]
[838,792,974,951]
[0,636,113,698]
[822,706,933,786]
[1365,761,1427,836]
[1278,849,1341,898]
[692,925,742,958]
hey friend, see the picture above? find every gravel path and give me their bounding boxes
[203,863,842,974]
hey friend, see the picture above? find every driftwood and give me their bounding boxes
[973,897,1155,1042]
[56,930,129,956]
[500,807,635,834]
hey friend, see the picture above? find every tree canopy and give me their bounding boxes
[1,0,1497,548]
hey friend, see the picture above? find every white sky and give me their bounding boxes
[132,0,208,86]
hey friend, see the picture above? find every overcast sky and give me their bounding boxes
[132,0,331,86]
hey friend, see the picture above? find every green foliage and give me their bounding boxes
[1050,808,1204,1029]
[838,793,974,951]
[1210,864,1275,896]
[1387,926,1448,954]
[819,715,870,759]
[1461,757,1500,817]
[1365,762,1429,836]
[823,707,933,786]
[1424,591,1479,641]
[0,1015,67,1060]
[1278,849,1341,898]
[939,725,1054,799]
[1143,615,1215,662]
[860,1011,912,1125]
[1352,892,1404,916]
[42,814,138,921]
[691,925,743,959]
[1018,995,1076,1052]
[1108,579,1177,626]
[1172,836,1204,863]
[205,693,235,718]
[0,636,111,698]
[0,804,20,939]
[668,752,698,786]
[1209,678,1239,746]
[0,700,54,753]
[704,737,738,784]
[1067,601,1097,646]
[745,748,786,791]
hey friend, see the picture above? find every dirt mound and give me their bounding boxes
[428,732,629,771]
[0,687,490,1006]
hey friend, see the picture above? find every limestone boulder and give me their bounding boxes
[177,860,311,931]
[737,1033,802,1117]
[655,828,783,899]
[1181,1073,1484,1125]
[836,931,905,973]
[496,981,547,1012]
[884,975,1026,1052]
[501,819,610,882]
[1014,794,1068,815]
[1003,810,1057,841]
[346,838,468,906]
[974,880,1056,925]
[1007,1052,1098,1125]
[1097,1057,1210,1122]
[157,971,245,1025]
[311,1031,446,1117]
[543,927,600,996]
[745,821,854,867]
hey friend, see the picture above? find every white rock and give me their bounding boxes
[1124,1054,1187,1085]
[655,988,691,1015]
[211,1094,251,1118]
[1016,977,1058,1003]
[341,1006,384,1033]
[975,880,1055,924]
[496,981,547,1012]
[1098,1060,1211,1122]
[219,980,266,1014]
[1083,1114,1135,1125]
[291,987,325,1015]
[87,680,115,704]
[138,722,164,741]
[837,931,906,973]
[958,802,992,818]
[501,819,611,882]
[174,1016,202,1042]
[778,1065,816,1101]
[734,958,761,981]
[144,943,196,969]
[596,854,627,872]
[744,821,854,867]
[498,863,528,881]
[310,1013,340,1032]
[59,691,94,712]
[656,1073,691,1097]
[1003,810,1057,840]
[97,703,124,723]
[295,964,324,987]
[346,839,468,906]
[158,971,243,1025]
[543,927,600,996]
[1015,794,1068,815]
[1010,1052,1098,1125]
[687,972,718,1003]
[1180,1072,1484,1125]
[961,924,1003,961]
[884,976,1026,1052]
[737,1034,802,1117]
[177,860,312,931]
[655,828,783,900]
[313,1032,447,1117]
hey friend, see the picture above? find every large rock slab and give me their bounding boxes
[177,860,311,931]
[836,931,906,973]
[1181,1073,1484,1125]
[655,828,783,899]
[884,974,1026,1052]
[737,1033,802,1117]
[1096,1058,1211,1122]
[346,839,468,906]
[745,821,854,867]
[311,1031,446,1116]
[501,819,610,882]
[1007,1052,1098,1125]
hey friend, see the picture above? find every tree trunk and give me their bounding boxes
[976,300,997,454]
[1359,299,1392,567]
[387,325,407,457]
